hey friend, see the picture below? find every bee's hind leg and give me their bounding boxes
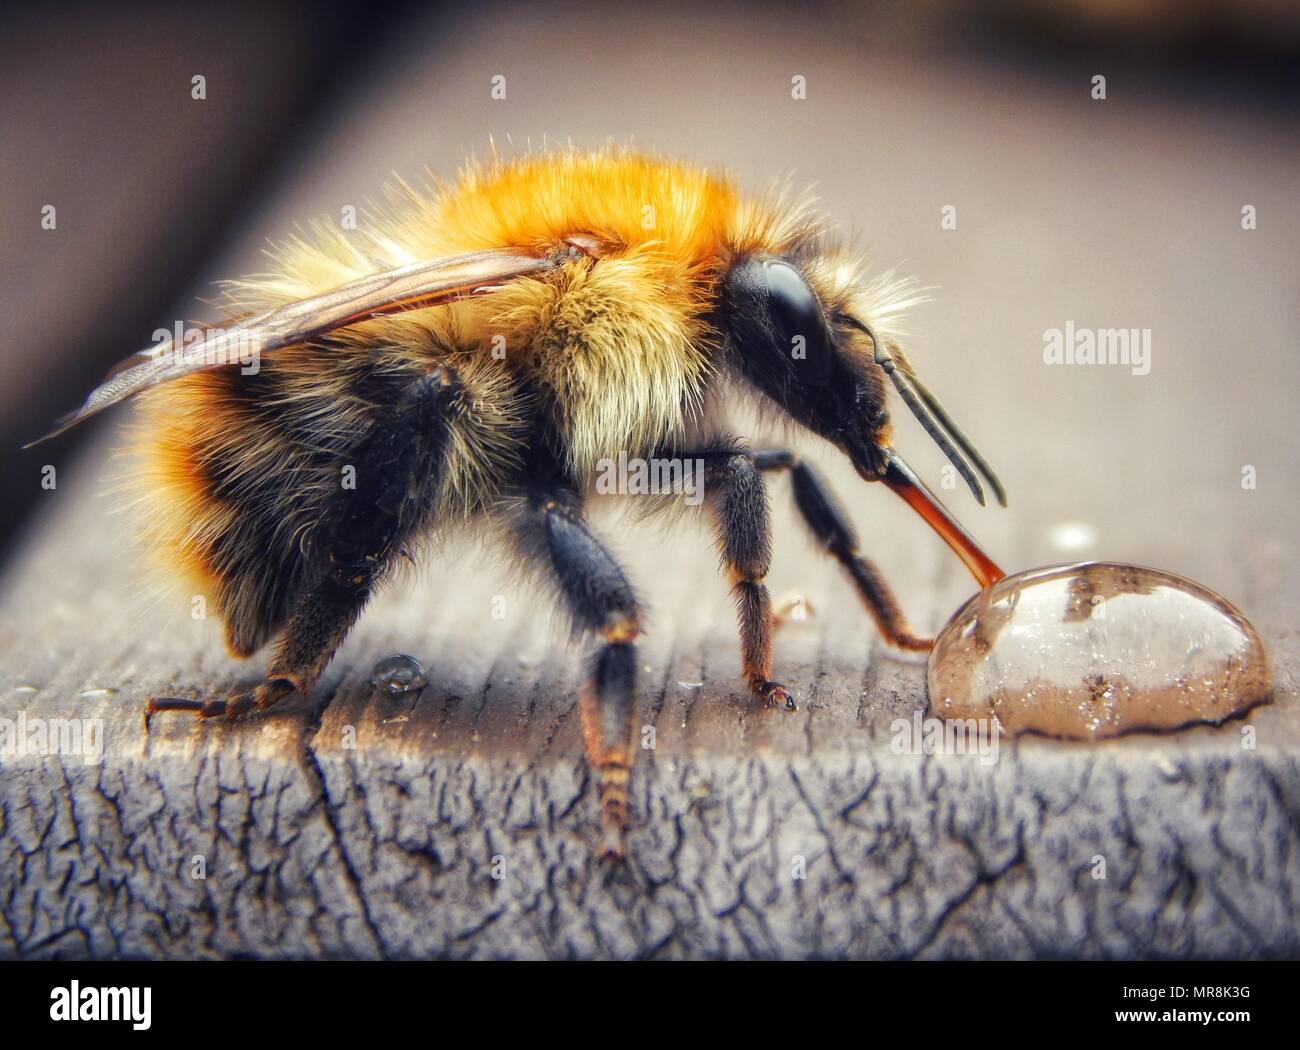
[145,366,464,733]
[753,449,932,651]
[144,681,294,732]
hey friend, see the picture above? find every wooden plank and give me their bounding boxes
[1,434,1297,958]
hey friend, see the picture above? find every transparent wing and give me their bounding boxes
[28,247,567,446]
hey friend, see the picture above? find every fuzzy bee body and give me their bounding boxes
[44,148,1006,857]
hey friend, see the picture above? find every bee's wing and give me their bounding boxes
[28,247,565,446]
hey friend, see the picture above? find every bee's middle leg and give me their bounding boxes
[146,367,461,731]
[511,488,641,858]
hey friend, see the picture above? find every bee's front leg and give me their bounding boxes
[753,448,932,651]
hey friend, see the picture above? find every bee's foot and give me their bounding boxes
[145,696,233,733]
[598,823,628,862]
[143,679,296,733]
[757,680,796,711]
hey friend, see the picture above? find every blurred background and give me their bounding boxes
[3,0,1299,619]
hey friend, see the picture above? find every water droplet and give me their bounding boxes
[1047,521,1098,553]
[79,687,121,700]
[368,654,428,699]
[927,562,1271,739]
[677,680,704,689]
[774,593,815,625]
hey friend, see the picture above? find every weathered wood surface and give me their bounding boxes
[2,4,1299,959]
[2,438,1297,959]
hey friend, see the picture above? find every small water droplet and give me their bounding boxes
[1047,521,1098,553]
[677,680,704,689]
[774,593,815,625]
[368,654,428,699]
[11,685,38,695]
[79,687,121,700]
[927,562,1271,739]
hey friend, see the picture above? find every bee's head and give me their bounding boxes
[718,252,1007,585]
[719,254,892,480]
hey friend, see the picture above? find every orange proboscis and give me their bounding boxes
[881,453,1005,589]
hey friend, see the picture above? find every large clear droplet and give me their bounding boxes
[927,562,1271,739]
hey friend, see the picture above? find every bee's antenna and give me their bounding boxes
[847,317,987,506]
[896,364,1007,508]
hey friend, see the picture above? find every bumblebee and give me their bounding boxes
[35,148,1005,857]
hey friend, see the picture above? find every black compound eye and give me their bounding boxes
[759,260,834,381]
